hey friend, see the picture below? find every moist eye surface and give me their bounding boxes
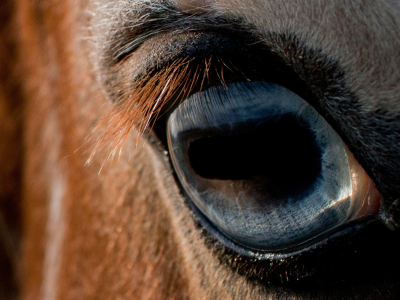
[167,81,376,250]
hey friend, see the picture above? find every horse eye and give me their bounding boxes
[167,81,381,250]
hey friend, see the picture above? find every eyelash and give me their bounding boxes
[87,56,231,166]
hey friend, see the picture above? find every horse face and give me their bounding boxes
[1,0,400,299]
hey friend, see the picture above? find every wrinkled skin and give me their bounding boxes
[0,0,400,299]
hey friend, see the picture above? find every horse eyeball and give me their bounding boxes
[167,81,381,250]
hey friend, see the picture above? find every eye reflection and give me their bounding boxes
[167,82,381,250]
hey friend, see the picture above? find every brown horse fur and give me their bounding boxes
[1,0,400,299]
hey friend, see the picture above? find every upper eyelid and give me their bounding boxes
[101,3,245,64]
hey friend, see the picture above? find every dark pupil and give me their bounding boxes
[188,114,322,197]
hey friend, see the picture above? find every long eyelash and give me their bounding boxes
[86,57,215,167]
